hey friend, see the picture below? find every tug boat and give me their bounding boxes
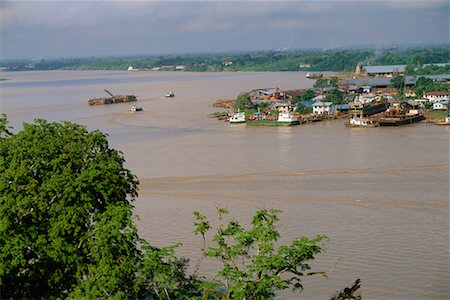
[130,104,143,112]
[165,91,175,98]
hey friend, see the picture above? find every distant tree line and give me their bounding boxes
[1,46,448,72]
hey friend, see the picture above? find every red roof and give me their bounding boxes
[424,91,449,96]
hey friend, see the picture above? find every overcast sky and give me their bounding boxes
[0,0,448,60]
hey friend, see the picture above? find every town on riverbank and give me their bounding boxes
[212,63,450,127]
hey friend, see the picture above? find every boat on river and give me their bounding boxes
[130,104,143,112]
[88,89,137,105]
[165,91,175,98]
[277,112,300,126]
[345,116,379,127]
[378,113,425,126]
[229,111,246,124]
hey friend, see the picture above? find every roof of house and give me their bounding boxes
[435,100,449,104]
[424,91,449,96]
[335,104,350,110]
[273,102,294,108]
[299,100,315,106]
[363,65,406,74]
[312,101,335,107]
[341,77,415,87]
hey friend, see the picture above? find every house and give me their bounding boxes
[406,100,420,109]
[299,100,315,107]
[414,98,429,107]
[335,104,350,112]
[248,88,284,100]
[423,91,449,103]
[312,101,336,115]
[273,102,295,113]
[433,100,449,110]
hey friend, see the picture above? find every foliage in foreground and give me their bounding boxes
[0,119,198,299]
[0,117,338,299]
[194,208,328,299]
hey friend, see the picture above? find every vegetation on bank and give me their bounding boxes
[0,115,362,299]
[1,46,448,72]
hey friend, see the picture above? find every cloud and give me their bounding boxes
[0,0,448,59]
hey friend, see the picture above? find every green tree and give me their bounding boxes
[0,119,143,298]
[329,77,339,88]
[415,77,435,97]
[233,92,253,111]
[292,90,316,104]
[325,89,345,104]
[390,76,405,97]
[313,78,329,91]
[0,114,13,139]
[194,208,327,299]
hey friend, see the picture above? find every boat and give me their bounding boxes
[246,112,300,126]
[130,104,143,112]
[277,112,300,126]
[306,72,323,79]
[229,111,246,124]
[345,115,379,127]
[88,89,137,106]
[349,97,388,117]
[378,113,425,126]
[165,92,175,98]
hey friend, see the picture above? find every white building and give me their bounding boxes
[312,101,336,115]
[433,101,449,110]
[423,91,449,103]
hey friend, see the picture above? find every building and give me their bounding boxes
[423,91,449,103]
[433,100,449,110]
[312,101,336,115]
[362,65,406,77]
[273,102,295,113]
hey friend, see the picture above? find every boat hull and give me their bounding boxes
[246,120,299,126]
[378,114,425,126]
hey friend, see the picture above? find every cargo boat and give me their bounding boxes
[378,114,425,126]
[88,89,137,106]
[349,98,388,117]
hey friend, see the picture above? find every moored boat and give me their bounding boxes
[229,111,246,124]
[345,116,379,127]
[378,113,425,126]
[277,112,300,126]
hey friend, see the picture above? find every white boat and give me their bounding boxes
[130,104,143,112]
[346,116,378,127]
[229,112,246,124]
[165,92,175,98]
[277,112,299,125]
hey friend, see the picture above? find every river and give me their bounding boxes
[1,70,449,299]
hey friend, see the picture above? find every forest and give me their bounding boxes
[1,46,448,73]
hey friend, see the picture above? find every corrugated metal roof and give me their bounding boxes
[363,65,405,74]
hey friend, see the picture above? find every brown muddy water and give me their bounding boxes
[1,71,449,299]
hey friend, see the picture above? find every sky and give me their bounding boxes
[0,0,449,60]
